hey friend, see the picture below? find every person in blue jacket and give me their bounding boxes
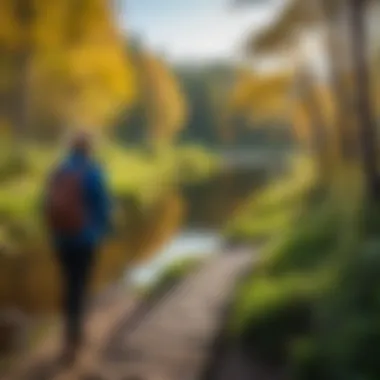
[45,132,112,364]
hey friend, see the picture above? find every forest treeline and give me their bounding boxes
[0,0,296,152]
[235,0,380,197]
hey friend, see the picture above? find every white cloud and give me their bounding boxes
[121,2,277,62]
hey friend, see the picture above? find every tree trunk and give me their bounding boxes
[305,96,328,175]
[321,0,357,160]
[292,37,331,181]
[349,0,379,199]
[9,0,35,162]
[299,70,330,181]
[10,50,30,141]
[67,0,88,45]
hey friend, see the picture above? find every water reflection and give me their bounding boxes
[125,165,271,287]
[183,166,270,229]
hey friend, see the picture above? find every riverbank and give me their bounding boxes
[0,143,219,315]
[216,157,380,379]
[0,144,286,376]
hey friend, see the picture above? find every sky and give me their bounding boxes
[119,0,282,63]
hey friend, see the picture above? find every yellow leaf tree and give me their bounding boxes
[127,49,188,148]
[0,0,137,141]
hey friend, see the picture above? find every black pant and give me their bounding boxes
[56,243,96,348]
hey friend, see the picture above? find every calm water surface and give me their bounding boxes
[125,154,285,286]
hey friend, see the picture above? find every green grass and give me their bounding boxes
[0,142,219,242]
[0,141,218,313]
[102,144,218,205]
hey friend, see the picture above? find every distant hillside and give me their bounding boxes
[174,62,293,149]
[115,49,294,150]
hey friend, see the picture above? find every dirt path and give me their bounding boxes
[3,250,253,380]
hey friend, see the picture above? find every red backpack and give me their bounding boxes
[45,169,86,234]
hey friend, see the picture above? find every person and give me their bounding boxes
[43,132,111,365]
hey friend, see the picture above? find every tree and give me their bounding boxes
[116,47,187,148]
[247,0,352,159]
[349,0,379,198]
[0,0,136,141]
[8,0,35,145]
[235,0,332,170]
[237,0,379,197]
[141,53,187,147]
[227,64,333,177]
[227,69,293,124]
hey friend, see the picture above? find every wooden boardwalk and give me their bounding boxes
[3,250,253,380]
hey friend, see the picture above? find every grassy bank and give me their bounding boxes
[226,156,380,379]
[0,142,219,314]
[0,142,218,220]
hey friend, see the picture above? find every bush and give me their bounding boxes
[228,162,380,379]
[224,155,316,243]
[289,337,336,380]
[260,198,341,276]
[303,238,380,379]
[229,165,363,374]
[231,269,330,366]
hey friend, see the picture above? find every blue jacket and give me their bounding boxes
[47,151,112,250]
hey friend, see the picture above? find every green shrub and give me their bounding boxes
[229,164,380,379]
[224,155,316,242]
[261,199,341,276]
[230,270,330,366]
[287,225,380,379]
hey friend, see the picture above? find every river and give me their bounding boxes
[0,151,287,314]
[125,156,283,287]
